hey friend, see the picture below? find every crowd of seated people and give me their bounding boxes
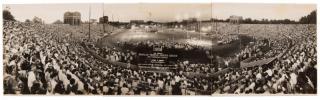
[3,21,316,95]
[3,21,218,95]
[226,24,317,94]
[90,37,239,75]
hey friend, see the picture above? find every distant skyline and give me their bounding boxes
[3,3,316,23]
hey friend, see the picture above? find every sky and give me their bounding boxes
[3,3,316,23]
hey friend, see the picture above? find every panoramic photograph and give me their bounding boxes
[2,3,317,95]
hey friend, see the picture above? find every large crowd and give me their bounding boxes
[3,21,215,95]
[3,21,317,95]
[91,36,237,75]
[234,24,317,94]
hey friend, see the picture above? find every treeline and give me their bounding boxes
[213,10,316,24]
[299,10,316,24]
[211,18,297,24]
[241,18,297,24]
[3,9,316,24]
[3,10,15,21]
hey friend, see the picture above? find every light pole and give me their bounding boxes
[196,12,201,41]
[88,5,91,42]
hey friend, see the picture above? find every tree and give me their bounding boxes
[243,18,252,24]
[146,20,154,25]
[299,10,316,24]
[53,20,63,24]
[32,16,43,24]
[283,19,292,24]
[3,10,15,21]
[25,19,31,23]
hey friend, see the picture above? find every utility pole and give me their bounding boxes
[103,4,106,33]
[199,19,201,40]
[112,14,114,31]
[211,1,214,67]
[88,5,91,41]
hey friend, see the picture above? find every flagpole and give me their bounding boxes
[88,5,91,41]
[103,3,106,33]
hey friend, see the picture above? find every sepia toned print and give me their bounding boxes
[2,3,317,95]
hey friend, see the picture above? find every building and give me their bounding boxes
[99,16,109,24]
[64,11,81,25]
[229,15,243,24]
[181,18,199,31]
[32,16,43,24]
[90,19,97,24]
[130,20,144,25]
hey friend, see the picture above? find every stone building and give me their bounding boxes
[64,11,81,25]
[229,15,243,24]
[99,16,109,24]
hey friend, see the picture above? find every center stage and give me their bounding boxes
[96,28,253,69]
[108,29,216,48]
